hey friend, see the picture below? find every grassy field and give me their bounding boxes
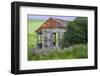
[28,19,46,48]
[27,19,88,61]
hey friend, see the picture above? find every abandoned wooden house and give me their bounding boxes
[35,18,69,49]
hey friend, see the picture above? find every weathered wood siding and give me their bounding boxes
[41,28,65,48]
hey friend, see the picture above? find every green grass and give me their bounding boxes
[28,19,46,33]
[28,33,36,48]
[28,19,45,48]
[28,44,88,61]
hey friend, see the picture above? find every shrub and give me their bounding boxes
[61,17,88,48]
[28,44,88,60]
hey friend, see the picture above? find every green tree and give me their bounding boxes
[61,17,88,48]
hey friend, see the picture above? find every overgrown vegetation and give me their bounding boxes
[28,44,88,60]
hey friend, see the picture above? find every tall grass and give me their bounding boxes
[28,33,36,48]
[28,44,88,61]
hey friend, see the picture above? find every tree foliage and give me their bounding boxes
[61,17,88,48]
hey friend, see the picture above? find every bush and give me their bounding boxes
[61,17,88,47]
[28,44,88,60]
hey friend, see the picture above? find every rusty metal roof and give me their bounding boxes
[35,18,68,33]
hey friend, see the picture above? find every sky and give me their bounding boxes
[28,14,76,21]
